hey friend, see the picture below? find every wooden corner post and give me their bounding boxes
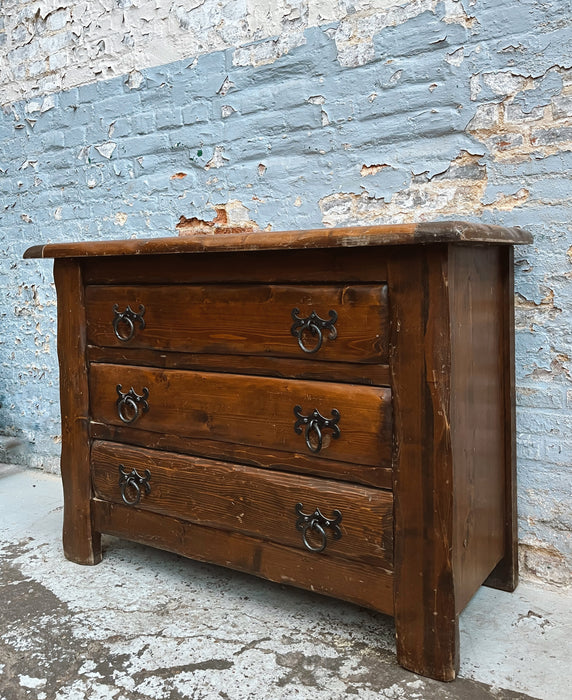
[54,258,102,565]
[389,245,459,681]
[485,245,519,593]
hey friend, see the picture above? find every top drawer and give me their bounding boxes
[85,284,389,364]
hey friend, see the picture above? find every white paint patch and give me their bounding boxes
[94,142,117,160]
[446,47,465,66]
[19,675,47,689]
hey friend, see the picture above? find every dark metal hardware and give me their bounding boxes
[113,304,145,341]
[116,385,149,424]
[290,308,338,354]
[118,464,151,506]
[295,503,342,553]
[293,405,340,453]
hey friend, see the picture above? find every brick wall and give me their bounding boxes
[1,0,570,587]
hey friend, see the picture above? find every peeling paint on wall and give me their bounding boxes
[176,200,261,234]
[0,0,474,106]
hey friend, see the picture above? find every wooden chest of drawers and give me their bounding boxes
[25,221,531,681]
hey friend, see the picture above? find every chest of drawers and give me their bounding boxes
[25,221,531,681]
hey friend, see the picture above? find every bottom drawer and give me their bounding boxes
[91,498,394,615]
[91,440,393,570]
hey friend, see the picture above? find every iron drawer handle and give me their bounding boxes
[116,385,150,424]
[294,406,340,453]
[290,308,338,354]
[119,465,151,506]
[113,304,145,341]
[295,503,342,553]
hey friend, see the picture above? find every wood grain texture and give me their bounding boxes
[89,422,393,489]
[24,221,532,259]
[89,364,393,469]
[30,226,525,684]
[389,246,459,682]
[91,498,395,615]
[86,283,389,364]
[54,259,101,565]
[86,346,391,387]
[91,441,393,568]
[449,245,506,612]
[82,247,389,286]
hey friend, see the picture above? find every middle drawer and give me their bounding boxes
[89,364,392,470]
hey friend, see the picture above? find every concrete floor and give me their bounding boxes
[1,467,570,700]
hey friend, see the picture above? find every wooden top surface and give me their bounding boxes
[24,221,532,259]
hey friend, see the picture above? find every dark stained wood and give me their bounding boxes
[82,247,389,285]
[24,221,532,259]
[91,498,395,615]
[485,246,519,592]
[91,441,394,568]
[449,246,506,612]
[389,246,459,682]
[89,365,393,469]
[87,346,392,387]
[86,283,389,364]
[54,259,101,565]
[29,223,528,683]
[89,422,393,489]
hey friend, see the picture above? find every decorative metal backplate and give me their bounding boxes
[113,304,146,342]
[290,308,338,354]
[118,464,151,506]
[293,405,341,453]
[295,503,342,553]
[116,385,150,424]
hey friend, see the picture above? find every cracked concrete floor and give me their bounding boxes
[1,468,570,700]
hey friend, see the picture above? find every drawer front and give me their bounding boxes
[91,441,393,569]
[85,284,389,364]
[89,364,392,469]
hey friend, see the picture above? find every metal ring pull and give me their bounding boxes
[113,304,145,342]
[116,385,150,424]
[295,503,342,553]
[119,464,151,506]
[290,308,338,354]
[294,406,340,453]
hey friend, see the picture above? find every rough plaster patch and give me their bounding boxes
[176,200,260,235]
[321,152,490,225]
[361,164,390,177]
[519,540,571,589]
[468,67,572,162]
[205,145,228,170]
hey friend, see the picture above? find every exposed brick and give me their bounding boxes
[504,103,545,123]
[531,126,572,146]
[467,103,501,131]
[551,93,572,119]
[487,132,524,151]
